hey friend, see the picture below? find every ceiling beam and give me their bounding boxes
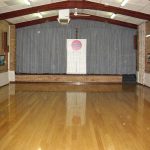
[15,14,138,29]
[0,1,149,20]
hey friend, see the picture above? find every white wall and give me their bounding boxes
[137,71,150,87]
[9,71,15,82]
[0,72,9,87]
[0,71,15,87]
[144,73,150,87]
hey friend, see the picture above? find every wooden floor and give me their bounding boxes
[0,83,150,150]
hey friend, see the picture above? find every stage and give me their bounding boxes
[15,74,122,83]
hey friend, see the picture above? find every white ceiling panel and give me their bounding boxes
[128,0,150,6]
[6,10,58,24]
[0,1,8,7]
[0,6,14,13]
[29,0,65,7]
[7,16,28,24]
[88,0,150,12]
[114,14,130,22]
[123,3,146,11]
[101,0,122,6]
[22,14,39,20]
[0,0,66,13]
[140,5,150,14]
[40,10,58,17]
[122,0,150,12]
[4,0,24,6]
[124,17,146,25]
[8,4,32,10]
[88,0,122,6]
[81,9,112,18]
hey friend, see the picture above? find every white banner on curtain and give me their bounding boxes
[67,39,86,74]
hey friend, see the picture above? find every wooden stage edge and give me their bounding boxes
[15,75,122,83]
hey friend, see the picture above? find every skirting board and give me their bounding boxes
[144,73,150,87]
[137,71,150,87]
[15,75,122,83]
[9,71,15,82]
[0,72,9,87]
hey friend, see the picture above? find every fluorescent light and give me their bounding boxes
[121,0,128,6]
[24,0,31,6]
[146,34,150,38]
[104,2,109,6]
[36,12,43,18]
[111,13,116,19]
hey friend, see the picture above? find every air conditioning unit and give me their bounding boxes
[57,9,70,25]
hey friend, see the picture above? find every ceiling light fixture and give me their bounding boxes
[36,12,43,18]
[111,13,116,19]
[24,0,31,6]
[104,2,109,6]
[121,0,128,6]
[146,34,150,38]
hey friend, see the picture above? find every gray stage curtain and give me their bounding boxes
[16,20,136,74]
[16,23,75,73]
[78,23,136,74]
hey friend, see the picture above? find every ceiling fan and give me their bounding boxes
[72,8,90,17]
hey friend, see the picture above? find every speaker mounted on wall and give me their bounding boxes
[2,32,9,53]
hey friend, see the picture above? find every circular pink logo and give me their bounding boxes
[71,40,82,51]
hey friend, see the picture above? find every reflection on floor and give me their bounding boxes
[66,92,86,126]
[0,83,150,150]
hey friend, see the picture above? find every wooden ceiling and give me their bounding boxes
[0,0,150,28]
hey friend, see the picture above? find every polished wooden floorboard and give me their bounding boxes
[0,83,150,150]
